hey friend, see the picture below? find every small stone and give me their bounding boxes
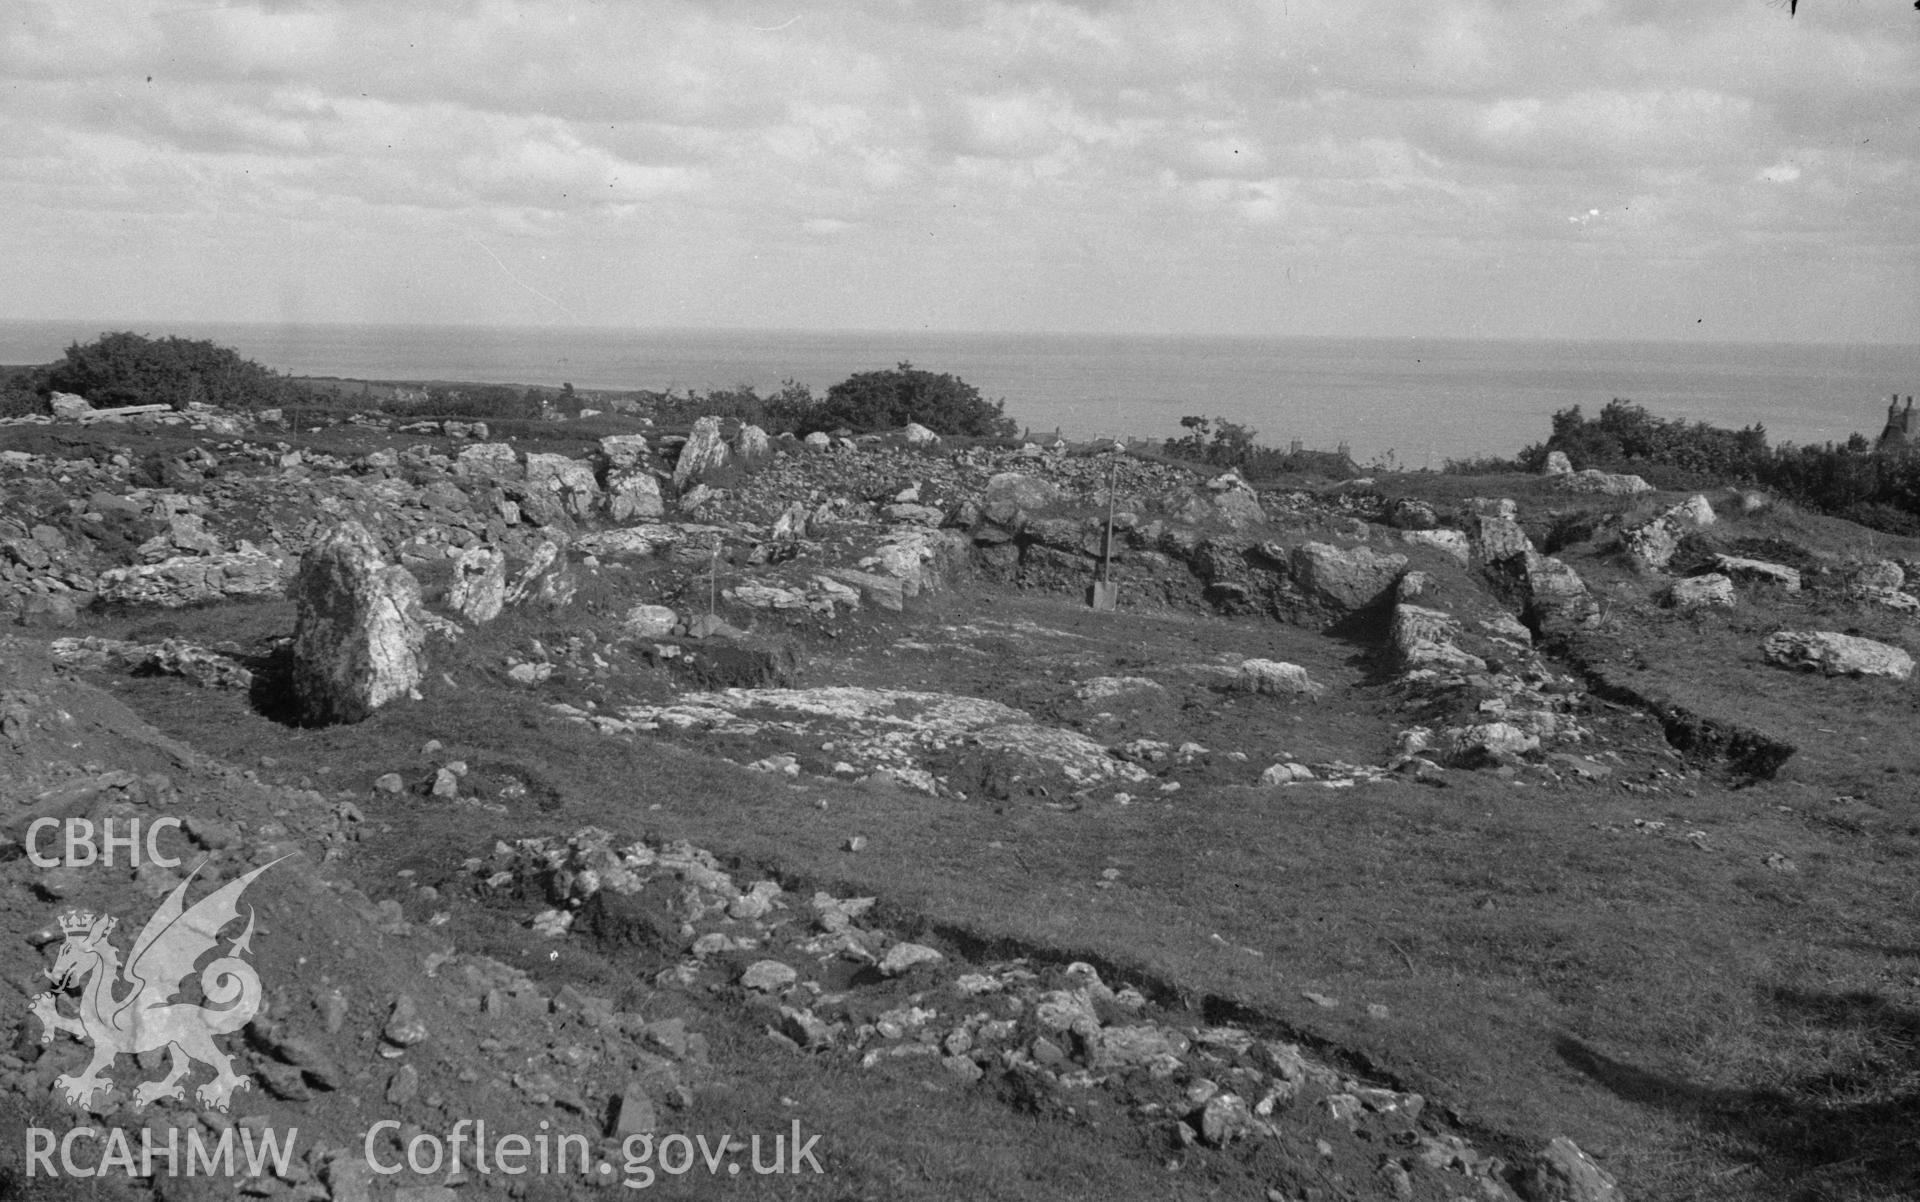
[1199,1093,1253,1146]
[316,988,349,1035]
[844,835,868,852]
[373,772,404,794]
[385,1064,419,1105]
[430,768,459,798]
[609,1089,657,1138]
[943,1054,984,1083]
[879,942,944,976]
[382,996,428,1048]
[778,1006,835,1049]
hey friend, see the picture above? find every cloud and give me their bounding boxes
[0,0,1914,337]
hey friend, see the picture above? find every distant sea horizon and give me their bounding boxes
[4,318,1916,467]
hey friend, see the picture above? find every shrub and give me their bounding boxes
[45,331,307,411]
[1492,397,1920,537]
[806,363,1016,438]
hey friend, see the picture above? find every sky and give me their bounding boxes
[1,0,1916,342]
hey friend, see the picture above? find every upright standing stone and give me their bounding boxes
[291,522,426,724]
[673,417,729,491]
[446,545,506,623]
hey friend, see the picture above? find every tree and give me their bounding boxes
[808,362,1016,438]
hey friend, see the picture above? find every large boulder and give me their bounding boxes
[96,551,288,608]
[1399,529,1470,565]
[1469,514,1533,565]
[1389,604,1488,673]
[290,522,427,725]
[505,539,577,610]
[606,470,665,522]
[902,422,940,447]
[972,473,1065,541]
[1543,450,1574,475]
[1234,659,1322,696]
[598,434,650,471]
[673,417,730,491]
[49,392,92,421]
[1287,543,1406,613]
[731,424,772,464]
[622,604,679,637]
[857,529,970,597]
[1522,550,1600,632]
[983,472,1062,515]
[524,453,601,522]
[1764,631,1913,680]
[454,443,521,481]
[1624,495,1715,569]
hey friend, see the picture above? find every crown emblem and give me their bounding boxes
[57,911,96,936]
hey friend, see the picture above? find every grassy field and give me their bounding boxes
[84,489,1920,1202]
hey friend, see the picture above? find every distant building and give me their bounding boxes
[1877,394,1916,451]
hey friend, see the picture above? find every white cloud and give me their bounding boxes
[0,0,1913,337]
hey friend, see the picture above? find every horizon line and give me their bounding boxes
[1,316,1917,351]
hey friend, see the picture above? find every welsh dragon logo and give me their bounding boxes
[27,856,288,1112]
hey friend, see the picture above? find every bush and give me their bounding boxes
[0,365,48,417]
[45,331,307,411]
[1491,397,1920,537]
[806,363,1015,438]
[1522,399,1769,480]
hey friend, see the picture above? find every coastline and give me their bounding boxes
[1,319,1914,463]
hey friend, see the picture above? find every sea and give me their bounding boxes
[4,319,1917,468]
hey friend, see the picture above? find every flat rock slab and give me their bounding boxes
[1764,630,1913,680]
[566,685,1152,795]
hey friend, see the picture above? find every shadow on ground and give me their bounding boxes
[1558,985,1920,1200]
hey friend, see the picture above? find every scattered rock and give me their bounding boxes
[1665,573,1735,609]
[97,550,288,609]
